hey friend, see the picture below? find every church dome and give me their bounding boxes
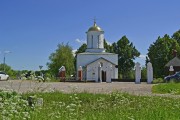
[88,22,103,32]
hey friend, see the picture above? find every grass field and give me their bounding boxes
[152,83,180,95]
[1,90,180,120]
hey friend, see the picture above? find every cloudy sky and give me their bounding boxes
[0,0,180,70]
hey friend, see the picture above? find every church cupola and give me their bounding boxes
[88,21,103,32]
[86,21,105,53]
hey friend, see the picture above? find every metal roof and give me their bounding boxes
[165,57,180,67]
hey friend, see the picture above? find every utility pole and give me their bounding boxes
[3,51,11,72]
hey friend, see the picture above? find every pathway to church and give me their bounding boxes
[1,80,180,98]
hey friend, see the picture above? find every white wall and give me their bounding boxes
[77,53,118,68]
[86,31,104,49]
[86,59,116,82]
[77,53,118,81]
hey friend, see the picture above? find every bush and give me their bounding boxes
[0,89,34,119]
[168,78,180,83]
[152,78,164,84]
[35,76,45,82]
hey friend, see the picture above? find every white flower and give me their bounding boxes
[70,103,76,107]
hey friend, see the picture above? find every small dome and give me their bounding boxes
[88,22,103,32]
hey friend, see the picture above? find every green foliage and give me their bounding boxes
[147,34,180,77]
[172,29,180,44]
[47,43,75,76]
[34,70,56,82]
[0,64,18,79]
[1,90,180,119]
[141,67,147,79]
[168,78,180,83]
[0,90,33,119]
[128,70,135,79]
[104,39,114,53]
[75,43,87,55]
[0,64,11,72]
[152,83,180,94]
[115,36,140,78]
[74,43,87,69]
[20,92,180,119]
[152,78,164,84]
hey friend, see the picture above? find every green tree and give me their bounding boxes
[104,39,114,53]
[47,43,75,76]
[172,29,180,44]
[111,42,117,53]
[74,43,87,70]
[147,34,180,77]
[0,64,18,79]
[0,64,11,72]
[141,67,147,79]
[115,36,140,78]
[75,43,87,54]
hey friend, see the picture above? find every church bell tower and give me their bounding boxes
[86,21,105,53]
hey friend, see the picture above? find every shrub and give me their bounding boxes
[152,78,164,84]
[0,89,33,119]
[169,78,180,83]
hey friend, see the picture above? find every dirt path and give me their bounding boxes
[0,80,180,98]
[0,80,152,94]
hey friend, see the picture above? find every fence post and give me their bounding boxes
[147,62,153,84]
[135,62,141,84]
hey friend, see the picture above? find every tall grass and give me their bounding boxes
[0,89,33,120]
[24,92,180,120]
[1,88,180,120]
[152,83,180,94]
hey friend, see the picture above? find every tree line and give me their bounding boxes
[4,29,180,79]
[47,29,180,79]
[148,30,180,78]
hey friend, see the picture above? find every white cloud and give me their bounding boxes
[106,40,112,45]
[134,54,147,66]
[72,49,77,56]
[139,54,147,60]
[75,38,86,44]
[75,39,81,43]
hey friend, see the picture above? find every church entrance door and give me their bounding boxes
[102,71,106,82]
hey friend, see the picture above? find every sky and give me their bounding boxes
[0,0,180,71]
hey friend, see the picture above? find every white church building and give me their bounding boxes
[76,21,118,82]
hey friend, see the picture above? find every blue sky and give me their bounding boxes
[0,0,180,70]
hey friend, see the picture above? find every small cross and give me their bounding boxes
[93,17,96,23]
[93,17,97,26]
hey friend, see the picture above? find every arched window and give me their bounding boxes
[98,35,100,48]
[91,35,93,48]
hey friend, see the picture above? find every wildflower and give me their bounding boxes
[70,103,76,107]
[69,108,75,112]
[66,105,70,109]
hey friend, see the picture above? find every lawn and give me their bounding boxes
[152,83,180,95]
[1,90,180,120]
